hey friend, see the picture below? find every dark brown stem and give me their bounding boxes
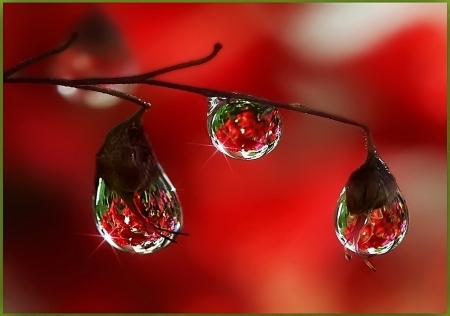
[143,43,222,79]
[4,33,223,84]
[144,79,376,154]
[4,75,376,153]
[70,84,151,109]
[3,33,376,153]
[4,33,79,79]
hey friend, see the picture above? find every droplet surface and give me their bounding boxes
[206,97,282,160]
[94,107,184,254]
[334,152,409,271]
[93,166,183,254]
[335,187,409,257]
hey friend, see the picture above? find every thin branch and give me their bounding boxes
[52,42,223,84]
[4,32,223,84]
[3,34,376,153]
[3,33,79,79]
[143,79,377,153]
[67,84,151,109]
[3,73,376,152]
[291,103,376,154]
[140,43,222,79]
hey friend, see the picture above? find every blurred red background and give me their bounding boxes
[3,3,447,313]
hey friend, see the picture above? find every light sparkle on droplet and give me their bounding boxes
[93,166,183,255]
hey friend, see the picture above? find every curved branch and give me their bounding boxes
[3,74,376,153]
[4,31,223,83]
[4,33,79,79]
[67,84,151,109]
[3,35,376,154]
[141,43,222,79]
[144,79,377,154]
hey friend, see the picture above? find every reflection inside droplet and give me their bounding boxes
[206,97,282,160]
[334,187,409,257]
[93,165,183,254]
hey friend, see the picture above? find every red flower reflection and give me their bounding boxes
[100,191,177,248]
[215,110,279,153]
[345,201,406,252]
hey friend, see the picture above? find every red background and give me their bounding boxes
[3,3,447,313]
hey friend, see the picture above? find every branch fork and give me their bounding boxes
[3,32,376,155]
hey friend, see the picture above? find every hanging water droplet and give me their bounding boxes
[93,107,184,254]
[334,153,409,271]
[335,187,409,255]
[93,165,183,254]
[206,97,282,160]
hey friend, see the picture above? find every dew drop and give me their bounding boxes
[93,165,183,254]
[206,97,282,160]
[335,187,409,256]
[93,107,184,254]
[334,153,409,270]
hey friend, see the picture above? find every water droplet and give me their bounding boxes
[334,153,409,270]
[335,187,409,254]
[93,107,184,254]
[93,165,183,254]
[206,97,282,160]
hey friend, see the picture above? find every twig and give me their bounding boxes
[144,79,377,154]
[4,33,79,79]
[3,33,376,154]
[4,35,223,84]
[68,84,151,109]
